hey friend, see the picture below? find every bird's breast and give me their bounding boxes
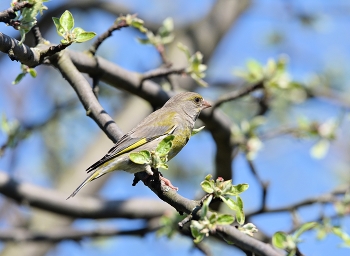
[168,126,192,160]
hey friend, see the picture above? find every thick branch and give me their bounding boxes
[52,51,123,143]
[0,171,172,219]
[0,32,75,67]
[0,1,32,23]
[0,32,41,66]
[216,225,282,256]
[0,221,160,242]
[135,171,200,215]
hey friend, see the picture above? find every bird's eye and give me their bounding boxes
[194,97,201,103]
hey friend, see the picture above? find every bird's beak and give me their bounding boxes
[202,99,212,109]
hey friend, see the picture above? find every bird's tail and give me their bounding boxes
[66,169,106,199]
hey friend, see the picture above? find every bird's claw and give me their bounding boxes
[160,176,178,191]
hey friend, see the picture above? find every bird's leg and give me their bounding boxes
[157,170,179,191]
[133,167,178,191]
[160,176,179,191]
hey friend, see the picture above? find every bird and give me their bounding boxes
[67,92,211,199]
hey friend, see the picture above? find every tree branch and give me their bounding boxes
[89,18,129,55]
[212,80,264,110]
[0,32,41,66]
[0,1,32,24]
[215,225,282,256]
[141,67,186,83]
[0,171,172,219]
[245,157,269,212]
[52,51,123,143]
[246,185,350,217]
[0,219,160,242]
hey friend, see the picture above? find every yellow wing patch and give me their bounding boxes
[116,138,149,156]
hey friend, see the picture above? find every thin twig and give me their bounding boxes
[89,19,129,55]
[31,25,45,45]
[0,1,32,24]
[212,80,264,110]
[53,51,123,142]
[92,76,100,98]
[156,44,171,67]
[256,88,269,116]
[39,43,72,64]
[245,157,269,212]
[259,127,304,141]
[246,185,349,217]
[140,67,186,83]
[0,99,77,156]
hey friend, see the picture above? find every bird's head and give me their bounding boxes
[163,92,211,119]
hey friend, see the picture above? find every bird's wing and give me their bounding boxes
[86,123,177,173]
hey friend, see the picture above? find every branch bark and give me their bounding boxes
[0,171,173,219]
[0,219,161,242]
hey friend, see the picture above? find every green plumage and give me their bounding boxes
[67,92,211,199]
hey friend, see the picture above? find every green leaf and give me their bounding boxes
[265,58,277,76]
[191,74,208,87]
[204,174,212,181]
[160,17,173,34]
[235,196,245,225]
[158,17,174,44]
[130,18,147,33]
[72,27,85,36]
[220,196,237,211]
[293,222,317,239]
[156,135,175,156]
[316,226,327,240]
[75,31,97,43]
[272,231,290,249]
[137,38,152,45]
[52,17,65,37]
[201,180,214,194]
[201,195,212,218]
[60,10,74,32]
[193,233,205,244]
[177,42,191,59]
[239,223,258,237]
[228,183,249,196]
[157,162,169,170]
[247,59,263,80]
[219,180,233,195]
[216,214,235,225]
[331,227,350,246]
[208,212,217,224]
[192,126,205,136]
[12,73,26,85]
[60,39,70,45]
[28,69,37,78]
[129,150,151,165]
[190,221,205,243]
